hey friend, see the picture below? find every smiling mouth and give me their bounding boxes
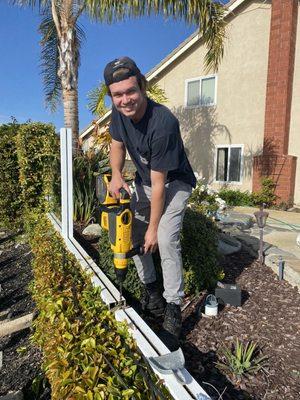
[123,106,135,111]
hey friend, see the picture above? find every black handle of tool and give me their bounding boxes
[126,246,144,258]
[119,187,130,200]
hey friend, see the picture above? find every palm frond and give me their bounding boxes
[39,11,85,111]
[87,83,109,117]
[9,0,51,13]
[146,84,168,104]
[39,16,62,112]
[85,0,226,71]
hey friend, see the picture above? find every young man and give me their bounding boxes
[104,57,196,338]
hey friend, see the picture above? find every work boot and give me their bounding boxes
[140,281,165,317]
[162,302,182,338]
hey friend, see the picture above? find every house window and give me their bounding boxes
[186,75,216,107]
[215,146,243,183]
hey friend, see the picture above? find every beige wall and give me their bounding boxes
[289,5,300,206]
[153,0,271,191]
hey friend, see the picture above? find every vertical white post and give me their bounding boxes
[60,128,73,240]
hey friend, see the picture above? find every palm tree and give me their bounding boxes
[12,0,226,152]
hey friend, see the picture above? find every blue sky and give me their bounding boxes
[0,2,200,132]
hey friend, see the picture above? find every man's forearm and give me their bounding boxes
[149,182,165,231]
[110,141,125,177]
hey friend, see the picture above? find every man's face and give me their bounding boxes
[109,76,146,121]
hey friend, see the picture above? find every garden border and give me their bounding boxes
[48,212,210,400]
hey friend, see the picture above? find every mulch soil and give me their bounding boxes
[181,247,300,400]
[0,230,43,397]
[1,227,300,399]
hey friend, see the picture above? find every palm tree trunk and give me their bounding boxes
[62,88,79,153]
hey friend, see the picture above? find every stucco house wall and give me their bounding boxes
[289,9,300,205]
[151,0,271,192]
[80,0,300,205]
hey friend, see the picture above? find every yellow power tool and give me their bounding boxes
[96,174,142,299]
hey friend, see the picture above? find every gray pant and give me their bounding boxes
[131,180,192,305]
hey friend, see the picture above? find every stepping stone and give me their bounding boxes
[82,223,102,238]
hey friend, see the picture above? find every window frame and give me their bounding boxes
[184,74,217,108]
[214,144,244,184]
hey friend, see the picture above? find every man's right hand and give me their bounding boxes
[109,174,131,199]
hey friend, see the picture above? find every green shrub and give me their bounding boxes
[181,208,221,293]
[218,188,254,207]
[0,122,23,228]
[218,177,277,208]
[16,122,59,212]
[27,211,170,400]
[251,177,277,208]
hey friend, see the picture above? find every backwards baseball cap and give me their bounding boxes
[104,56,141,86]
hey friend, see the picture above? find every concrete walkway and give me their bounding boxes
[221,206,300,290]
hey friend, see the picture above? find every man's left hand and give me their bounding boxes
[144,227,158,253]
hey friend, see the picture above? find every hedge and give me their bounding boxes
[27,212,170,400]
[0,122,23,228]
[16,122,59,212]
[0,122,59,228]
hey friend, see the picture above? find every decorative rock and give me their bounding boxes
[82,223,102,238]
[218,232,242,255]
[0,351,2,370]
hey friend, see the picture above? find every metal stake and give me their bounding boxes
[254,204,269,267]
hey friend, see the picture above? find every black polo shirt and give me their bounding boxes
[109,98,196,188]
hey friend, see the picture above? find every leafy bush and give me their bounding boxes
[181,208,222,293]
[251,177,277,208]
[218,188,254,207]
[216,339,268,381]
[217,177,277,208]
[0,122,23,228]
[27,211,170,400]
[16,122,59,211]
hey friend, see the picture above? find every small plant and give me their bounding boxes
[189,180,224,217]
[73,150,110,225]
[252,177,277,208]
[216,339,268,381]
[16,346,27,354]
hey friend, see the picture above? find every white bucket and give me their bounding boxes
[205,294,218,316]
